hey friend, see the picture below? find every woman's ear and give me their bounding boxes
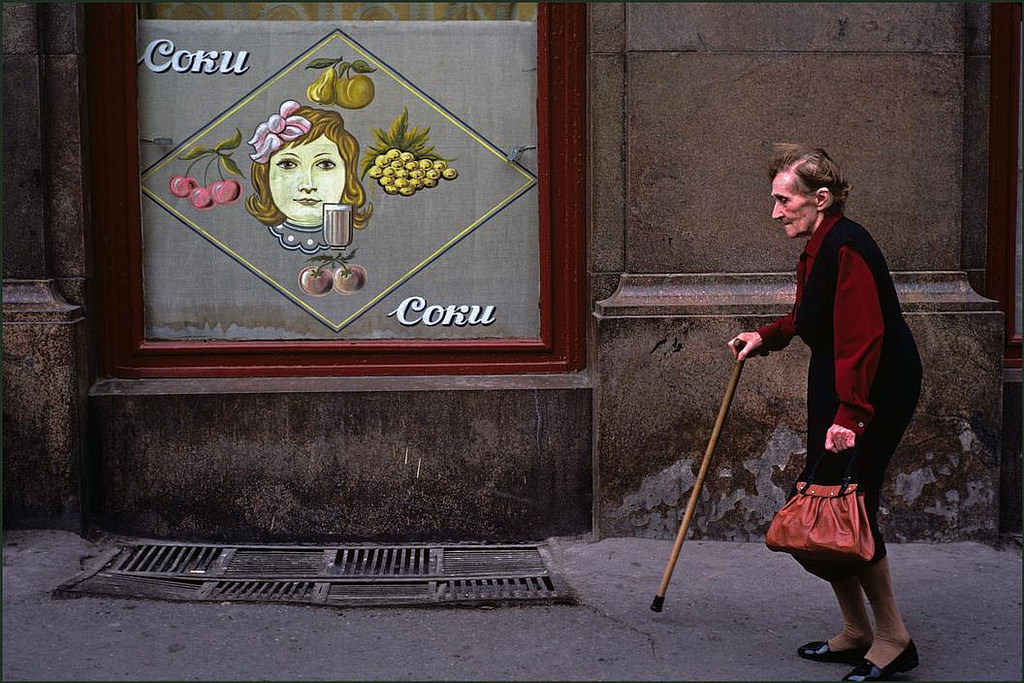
[815,188,834,211]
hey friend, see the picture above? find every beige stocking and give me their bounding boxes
[858,557,912,667]
[827,575,874,651]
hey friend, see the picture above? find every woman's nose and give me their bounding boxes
[299,165,316,193]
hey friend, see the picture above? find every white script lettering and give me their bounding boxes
[387,296,496,327]
[140,39,250,75]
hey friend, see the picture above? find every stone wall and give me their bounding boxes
[2,4,92,530]
[88,375,592,543]
[588,3,1006,542]
[1,2,1015,545]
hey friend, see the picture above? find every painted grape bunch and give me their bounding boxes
[367,150,458,197]
[359,109,457,198]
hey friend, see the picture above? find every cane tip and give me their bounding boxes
[650,595,664,612]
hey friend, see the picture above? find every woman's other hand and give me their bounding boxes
[825,423,856,453]
[729,332,763,360]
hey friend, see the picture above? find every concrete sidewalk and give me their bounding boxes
[3,529,1021,681]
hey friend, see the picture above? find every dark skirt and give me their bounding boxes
[792,349,922,582]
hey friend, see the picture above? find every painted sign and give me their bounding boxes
[139,38,251,74]
[137,21,538,341]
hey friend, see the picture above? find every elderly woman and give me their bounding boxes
[730,144,922,681]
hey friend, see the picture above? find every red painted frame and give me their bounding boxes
[85,3,586,378]
[987,3,1022,369]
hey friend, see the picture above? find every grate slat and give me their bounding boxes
[172,546,195,573]
[150,545,172,572]
[123,545,152,572]
[197,546,218,574]
[171,547,190,573]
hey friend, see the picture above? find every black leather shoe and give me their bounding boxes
[798,641,871,664]
[841,640,919,681]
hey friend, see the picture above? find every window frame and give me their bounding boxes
[987,2,1022,369]
[85,3,586,378]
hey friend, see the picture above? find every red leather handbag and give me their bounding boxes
[765,453,875,562]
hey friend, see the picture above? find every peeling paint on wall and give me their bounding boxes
[881,414,1000,541]
[893,466,937,504]
[740,425,804,525]
[609,458,697,538]
[965,480,995,509]
[606,425,807,540]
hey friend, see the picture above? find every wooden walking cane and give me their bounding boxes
[650,340,747,612]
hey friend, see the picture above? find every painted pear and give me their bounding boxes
[306,68,337,105]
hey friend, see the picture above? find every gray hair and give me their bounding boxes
[769,143,851,215]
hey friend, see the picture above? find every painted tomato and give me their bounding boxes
[333,264,367,294]
[298,266,334,296]
[169,175,199,198]
[210,179,242,205]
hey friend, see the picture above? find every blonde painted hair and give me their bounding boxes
[246,106,372,229]
[768,143,850,215]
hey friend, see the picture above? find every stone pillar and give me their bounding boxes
[2,4,91,530]
[589,3,1004,542]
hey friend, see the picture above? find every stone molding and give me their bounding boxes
[595,271,998,318]
[90,372,592,398]
[2,279,83,322]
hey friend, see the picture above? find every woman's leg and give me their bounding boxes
[857,556,912,666]
[828,575,874,650]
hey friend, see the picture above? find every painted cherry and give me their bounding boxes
[333,264,367,294]
[210,179,242,205]
[189,186,216,210]
[298,266,334,296]
[169,174,199,198]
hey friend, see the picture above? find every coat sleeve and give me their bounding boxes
[757,309,797,352]
[756,256,803,352]
[832,245,884,435]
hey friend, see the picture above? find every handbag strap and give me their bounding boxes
[798,447,860,495]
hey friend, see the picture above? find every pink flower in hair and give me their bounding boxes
[248,100,312,164]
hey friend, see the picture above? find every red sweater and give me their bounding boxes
[757,214,884,436]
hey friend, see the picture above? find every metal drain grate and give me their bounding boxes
[330,546,434,576]
[442,548,546,575]
[207,580,319,602]
[326,582,435,603]
[117,544,224,575]
[57,542,572,608]
[439,576,558,600]
[224,549,326,576]
[70,573,207,601]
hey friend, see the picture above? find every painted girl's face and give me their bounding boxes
[268,135,346,227]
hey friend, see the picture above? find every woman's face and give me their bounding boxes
[771,170,824,239]
[268,135,346,227]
